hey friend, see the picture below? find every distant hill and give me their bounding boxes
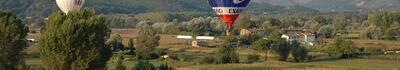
[0,0,316,18]
[256,0,400,12]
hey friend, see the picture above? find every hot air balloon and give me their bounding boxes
[208,0,251,35]
[56,0,85,14]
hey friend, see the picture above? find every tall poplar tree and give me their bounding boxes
[38,10,112,70]
[0,12,28,70]
[135,26,160,60]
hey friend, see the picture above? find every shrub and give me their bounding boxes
[155,49,169,57]
[215,51,240,64]
[215,37,240,64]
[238,33,261,46]
[158,63,174,70]
[198,56,215,64]
[246,54,260,63]
[290,46,308,62]
[176,53,193,62]
[106,56,125,70]
[134,60,156,70]
[168,54,179,60]
[334,38,359,58]
[272,40,290,61]
[286,41,308,62]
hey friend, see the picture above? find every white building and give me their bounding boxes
[176,35,215,47]
[302,32,316,46]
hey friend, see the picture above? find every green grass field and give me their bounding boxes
[109,55,399,70]
[24,29,400,70]
[26,55,400,70]
[173,54,400,70]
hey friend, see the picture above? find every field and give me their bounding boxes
[24,29,400,70]
[25,51,400,70]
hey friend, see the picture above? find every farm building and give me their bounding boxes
[176,35,215,47]
[240,29,267,36]
[280,28,317,46]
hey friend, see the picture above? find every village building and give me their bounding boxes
[240,28,267,36]
[176,35,215,47]
[280,28,317,46]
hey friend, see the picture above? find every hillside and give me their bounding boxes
[0,0,316,18]
[257,0,400,12]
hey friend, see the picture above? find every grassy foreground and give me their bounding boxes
[24,29,400,70]
[174,56,399,70]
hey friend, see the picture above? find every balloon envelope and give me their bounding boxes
[208,0,250,30]
[56,0,85,14]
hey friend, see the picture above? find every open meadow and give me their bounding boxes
[23,29,400,70]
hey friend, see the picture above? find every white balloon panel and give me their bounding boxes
[56,0,85,14]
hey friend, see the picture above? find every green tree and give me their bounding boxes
[312,16,330,25]
[268,29,281,42]
[235,16,255,30]
[105,14,137,28]
[317,25,336,38]
[135,26,160,60]
[238,33,260,47]
[38,10,112,70]
[272,40,290,61]
[333,38,358,58]
[185,17,211,35]
[136,20,152,29]
[215,37,239,64]
[361,25,383,39]
[127,38,135,51]
[368,12,400,31]
[267,18,281,26]
[0,12,28,70]
[107,56,125,70]
[212,19,226,35]
[106,34,125,51]
[332,13,348,31]
[251,39,272,61]
[134,60,156,70]
[163,22,180,34]
[265,29,293,61]
[289,41,308,62]
[383,22,400,40]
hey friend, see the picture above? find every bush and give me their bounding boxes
[334,38,359,59]
[272,40,290,61]
[168,54,179,60]
[198,56,216,64]
[176,53,194,62]
[136,49,161,60]
[155,49,169,56]
[215,51,240,64]
[215,37,240,64]
[290,46,308,62]
[134,60,156,70]
[238,34,261,46]
[246,54,260,63]
[158,63,174,70]
[106,56,125,70]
